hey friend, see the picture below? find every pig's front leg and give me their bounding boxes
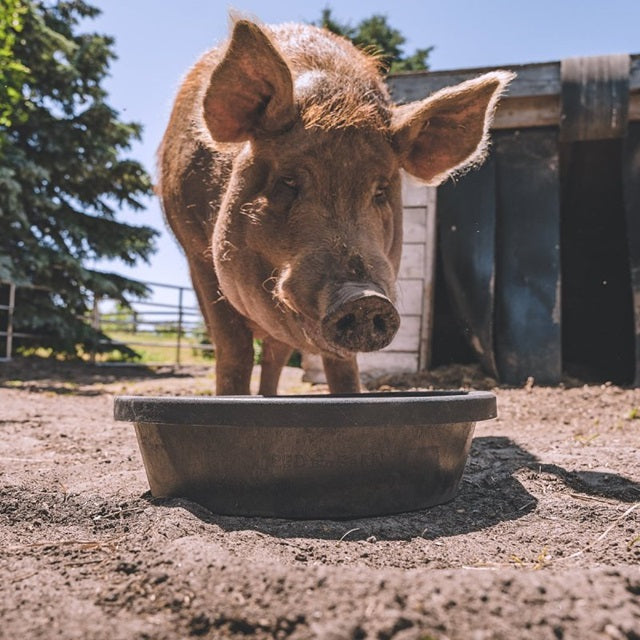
[212,310,254,395]
[322,355,361,394]
[187,256,254,395]
[258,336,293,396]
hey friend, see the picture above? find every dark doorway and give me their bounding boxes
[560,138,635,384]
[430,243,478,368]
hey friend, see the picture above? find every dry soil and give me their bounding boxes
[1,358,639,639]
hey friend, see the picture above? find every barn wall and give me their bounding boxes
[387,53,640,386]
[305,53,640,386]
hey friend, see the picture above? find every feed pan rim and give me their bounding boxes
[114,390,496,428]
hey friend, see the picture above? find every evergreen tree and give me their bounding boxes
[0,0,28,131]
[0,0,156,357]
[315,8,433,73]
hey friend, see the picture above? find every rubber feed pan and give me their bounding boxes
[114,391,497,519]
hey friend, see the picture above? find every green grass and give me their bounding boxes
[95,331,301,368]
[97,330,214,366]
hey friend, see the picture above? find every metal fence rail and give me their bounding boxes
[90,280,213,366]
[0,278,213,366]
[1,281,54,360]
[0,282,16,361]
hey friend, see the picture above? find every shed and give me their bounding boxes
[304,53,640,387]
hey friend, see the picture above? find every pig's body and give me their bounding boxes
[158,20,513,395]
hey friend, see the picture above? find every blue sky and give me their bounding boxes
[87,1,640,293]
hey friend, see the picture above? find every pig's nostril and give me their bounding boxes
[336,313,357,333]
[321,285,400,353]
[373,315,386,334]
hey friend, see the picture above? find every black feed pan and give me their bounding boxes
[114,391,496,519]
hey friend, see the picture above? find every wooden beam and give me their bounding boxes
[492,94,560,129]
[388,54,640,129]
[419,187,437,371]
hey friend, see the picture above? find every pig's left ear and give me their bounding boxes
[391,71,515,185]
[203,20,296,142]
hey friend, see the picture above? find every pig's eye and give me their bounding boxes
[270,175,299,213]
[373,183,389,205]
[280,176,298,192]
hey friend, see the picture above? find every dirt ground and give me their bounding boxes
[1,357,639,640]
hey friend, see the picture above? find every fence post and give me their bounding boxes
[176,287,184,365]
[5,283,15,360]
[90,294,100,365]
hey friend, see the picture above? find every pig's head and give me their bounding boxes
[203,20,514,358]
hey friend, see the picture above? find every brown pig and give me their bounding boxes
[158,19,513,395]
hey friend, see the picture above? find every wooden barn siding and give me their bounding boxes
[304,54,640,384]
[387,53,640,385]
[387,54,640,130]
[358,179,437,378]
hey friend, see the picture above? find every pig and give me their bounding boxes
[158,18,513,395]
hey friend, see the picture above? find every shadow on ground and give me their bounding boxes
[148,435,640,541]
[0,356,207,394]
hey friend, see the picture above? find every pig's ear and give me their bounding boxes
[391,71,515,185]
[203,20,296,142]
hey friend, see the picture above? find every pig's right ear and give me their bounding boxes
[391,71,514,185]
[203,20,296,142]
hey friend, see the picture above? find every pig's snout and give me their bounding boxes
[321,283,400,353]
